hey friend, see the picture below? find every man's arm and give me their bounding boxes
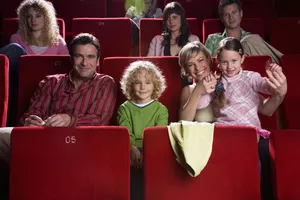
[69,77,117,126]
[205,34,219,56]
[19,77,54,126]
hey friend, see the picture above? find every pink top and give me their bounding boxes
[10,32,69,55]
[198,70,272,130]
[147,34,200,56]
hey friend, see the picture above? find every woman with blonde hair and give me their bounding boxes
[0,0,68,126]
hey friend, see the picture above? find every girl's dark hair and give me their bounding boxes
[161,1,190,47]
[216,37,244,60]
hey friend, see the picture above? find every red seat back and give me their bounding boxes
[280,54,300,129]
[144,126,261,200]
[17,55,72,124]
[102,56,182,125]
[10,126,130,200]
[270,18,300,54]
[269,129,300,200]
[0,54,9,127]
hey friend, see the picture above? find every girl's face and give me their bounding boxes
[27,7,45,32]
[132,71,154,104]
[218,49,244,78]
[186,51,211,81]
[166,13,181,33]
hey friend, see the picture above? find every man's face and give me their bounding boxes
[221,3,243,30]
[72,44,99,80]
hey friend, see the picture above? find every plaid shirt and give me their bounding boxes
[20,71,117,126]
[213,70,271,129]
[205,28,249,56]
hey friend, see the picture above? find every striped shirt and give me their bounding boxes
[20,71,117,126]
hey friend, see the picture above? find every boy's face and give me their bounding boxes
[221,3,243,30]
[132,71,154,104]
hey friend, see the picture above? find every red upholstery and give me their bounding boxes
[139,18,200,56]
[102,56,182,125]
[0,55,9,127]
[280,54,300,129]
[202,18,265,44]
[276,0,300,17]
[270,18,300,54]
[72,18,132,68]
[143,126,261,200]
[106,0,125,17]
[269,130,300,200]
[1,18,65,45]
[54,0,106,32]
[10,126,130,200]
[17,55,72,124]
[165,0,214,20]
[212,55,279,130]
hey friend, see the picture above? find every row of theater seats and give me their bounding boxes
[1,0,300,32]
[8,126,300,200]
[1,17,300,61]
[0,54,298,129]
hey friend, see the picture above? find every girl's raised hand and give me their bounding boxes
[265,63,287,98]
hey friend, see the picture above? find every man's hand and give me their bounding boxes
[24,115,44,126]
[44,114,71,127]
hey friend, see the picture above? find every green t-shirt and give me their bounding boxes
[118,100,168,148]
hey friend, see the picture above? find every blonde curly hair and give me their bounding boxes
[120,60,167,101]
[17,0,60,46]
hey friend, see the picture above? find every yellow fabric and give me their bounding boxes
[168,121,214,177]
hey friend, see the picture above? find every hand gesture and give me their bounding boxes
[44,114,71,127]
[201,72,220,94]
[24,115,44,126]
[265,63,287,98]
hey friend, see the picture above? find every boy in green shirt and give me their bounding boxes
[118,60,168,168]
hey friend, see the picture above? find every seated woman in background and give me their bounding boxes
[178,41,287,139]
[0,0,68,126]
[125,0,162,27]
[147,1,200,57]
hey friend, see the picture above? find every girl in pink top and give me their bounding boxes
[179,40,287,140]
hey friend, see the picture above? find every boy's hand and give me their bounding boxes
[131,145,142,168]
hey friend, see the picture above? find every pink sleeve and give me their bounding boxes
[9,33,21,44]
[57,36,69,54]
[197,94,212,109]
[250,72,272,95]
[147,36,158,56]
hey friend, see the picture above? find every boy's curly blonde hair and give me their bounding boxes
[120,60,167,101]
[17,0,60,46]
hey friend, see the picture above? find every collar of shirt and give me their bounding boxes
[67,70,97,92]
[222,28,248,39]
[222,69,243,82]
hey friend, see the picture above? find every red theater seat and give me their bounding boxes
[17,55,72,124]
[280,54,300,129]
[0,55,9,127]
[143,126,261,200]
[10,126,130,200]
[165,0,214,20]
[269,129,300,200]
[140,18,200,56]
[72,18,132,67]
[202,18,265,44]
[1,18,65,46]
[212,55,278,130]
[270,18,300,54]
[276,0,300,17]
[54,0,106,32]
[102,56,182,125]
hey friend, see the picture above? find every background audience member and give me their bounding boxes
[205,0,283,64]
